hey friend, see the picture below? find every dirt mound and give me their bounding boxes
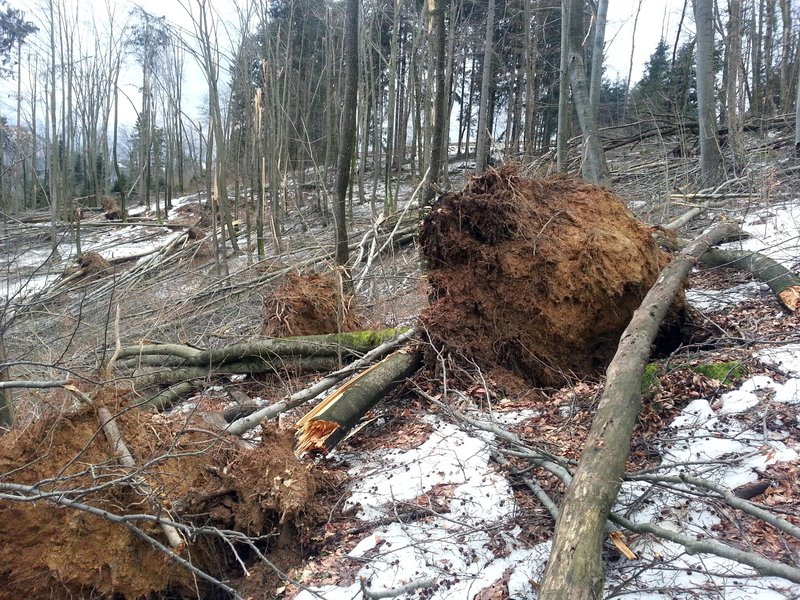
[173,202,212,228]
[420,166,667,386]
[78,251,112,275]
[0,388,316,599]
[263,271,361,336]
[101,197,125,220]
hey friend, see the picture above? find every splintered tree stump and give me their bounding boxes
[420,166,669,385]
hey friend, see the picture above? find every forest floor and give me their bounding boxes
[1,126,800,600]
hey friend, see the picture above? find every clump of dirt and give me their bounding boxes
[101,197,126,220]
[0,387,317,599]
[420,166,668,386]
[173,202,212,228]
[263,271,361,336]
[77,251,112,276]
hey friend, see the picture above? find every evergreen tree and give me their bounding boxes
[0,1,36,79]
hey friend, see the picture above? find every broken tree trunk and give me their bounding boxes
[225,328,418,436]
[539,221,738,599]
[699,248,800,313]
[295,349,423,454]
[656,211,800,313]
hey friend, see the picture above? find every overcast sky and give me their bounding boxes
[1,0,686,128]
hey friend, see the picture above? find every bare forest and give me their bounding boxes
[1,0,800,598]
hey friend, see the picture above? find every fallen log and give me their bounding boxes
[539,221,738,599]
[226,328,417,436]
[699,248,800,313]
[113,329,408,407]
[295,349,423,454]
[655,211,800,313]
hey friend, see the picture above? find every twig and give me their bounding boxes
[359,576,436,599]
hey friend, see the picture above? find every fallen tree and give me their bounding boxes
[111,328,409,407]
[660,201,800,313]
[295,348,423,453]
[539,223,736,600]
[539,220,738,599]
[699,248,800,313]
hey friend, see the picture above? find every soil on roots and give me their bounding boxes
[263,271,362,337]
[0,388,318,599]
[420,166,671,386]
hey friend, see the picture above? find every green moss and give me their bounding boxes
[289,327,411,353]
[641,363,661,398]
[692,361,747,384]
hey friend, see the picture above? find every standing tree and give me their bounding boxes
[693,0,723,185]
[334,0,359,268]
[424,0,447,204]
[589,0,608,120]
[0,2,38,430]
[563,0,610,186]
[474,0,495,173]
[127,9,169,214]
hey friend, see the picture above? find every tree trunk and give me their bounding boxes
[556,0,572,172]
[700,249,800,313]
[564,0,610,186]
[795,67,800,156]
[334,0,359,268]
[475,0,496,173]
[725,0,744,165]
[589,0,608,120]
[778,0,790,110]
[0,335,13,430]
[424,0,447,204]
[296,350,423,453]
[693,0,723,185]
[539,221,739,599]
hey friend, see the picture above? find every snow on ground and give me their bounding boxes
[686,281,771,312]
[721,201,800,270]
[296,417,549,600]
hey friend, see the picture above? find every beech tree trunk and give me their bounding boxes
[334,0,359,267]
[424,0,447,204]
[539,221,739,599]
[566,0,610,186]
[589,0,608,120]
[296,350,423,453]
[474,0,495,173]
[693,0,724,185]
[700,248,800,313]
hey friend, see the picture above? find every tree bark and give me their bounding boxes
[539,221,738,599]
[334,0,359,268]
[423,0,447,204]
[699,248,800,313]
[475,0,496,173]
[556,0,572,172]
[693,0,724,185]
[566,0,610,186]
[589,0,608,120]
[724,0,744,165]
[296,350,423,453]
[0,335,13,430]
[795,67,800,156]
